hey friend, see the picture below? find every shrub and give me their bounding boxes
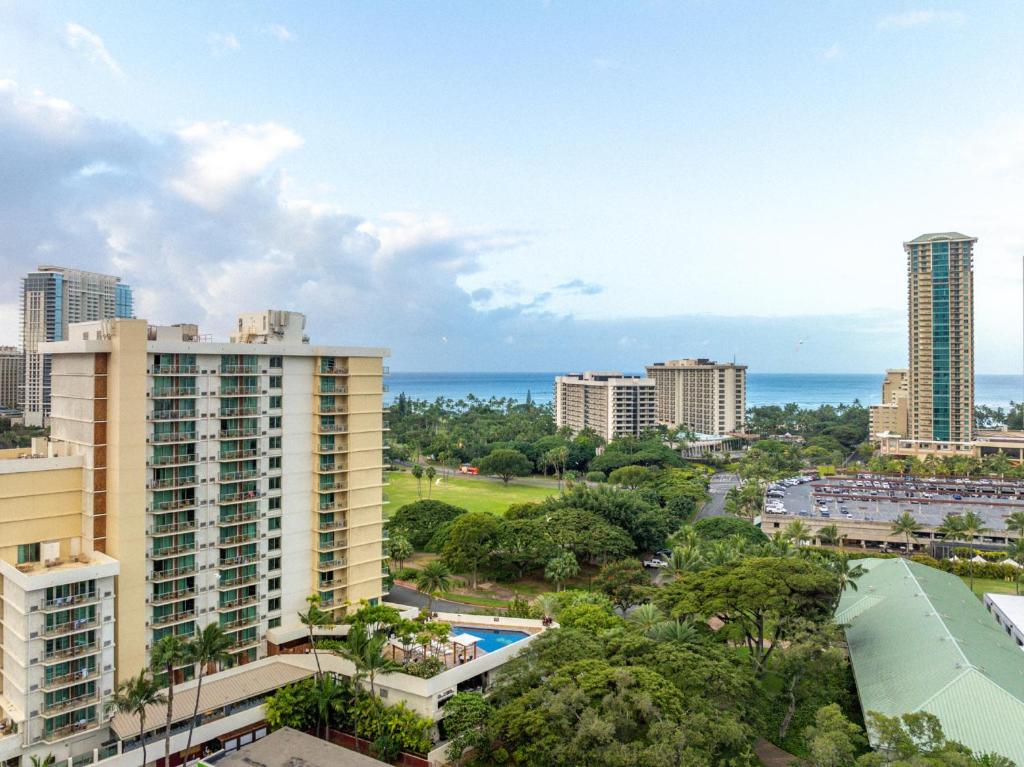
[390,500,468,549]
[586,470,607,483]
[403,656,445,678]
[692,516,768,545]
[392,566,420,581]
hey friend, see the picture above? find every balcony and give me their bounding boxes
[153,498,196,512]
[219,490,261,504]
[149,453,197,467]
[220,364,259,375]
[152,364,198,375]
[317,558,346,570]
[42,616,98,638]
[317,404,348,415]
[316,536,347,551]
[152,520,197,535]
[317,519,347,531]
[220,594,259,610]
[219,386,259,396]
[219,469,259,483]
[151,431,198,444]
[315,462,342,473]
[316,442,347,454]
[41,718,100,743]
[317,500,346,513]
[150,566,197,581]
[218,510,260,525]
[43,642,99,663]
[41,667,98,692]
[220,554,258,567]
[220,614,258,631]
[152,609,195,627]
[314,423,348,434]
[219,573,259,589]
[318,480,347,493]
[228,636,260,651]
[219,448,258,461]
[151,387,197,398]
[149,476,197,490]
[41,690,98,716]
[151,409,198,422]
[41,592,98,612]
[318,367,349,376]
[219,532,257,546]
[151,588,196,605]
[218,427,260,439]
[151,543,196,558]
[219,407,260,418]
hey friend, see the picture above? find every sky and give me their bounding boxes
[0,1,1023,373]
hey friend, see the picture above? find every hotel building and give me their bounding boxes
[645,358,746,435]
[553,372,656,441]
[0,311,388,765]
[868,369,909,439]
[21,267,133,427]
[905,233,975,443]
[0,348,23,411]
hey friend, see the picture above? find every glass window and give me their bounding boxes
[17,543,40,564]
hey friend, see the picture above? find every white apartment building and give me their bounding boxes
[553,372,656,441]
[645,358,746,435]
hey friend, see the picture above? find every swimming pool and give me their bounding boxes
[453,625,529,654]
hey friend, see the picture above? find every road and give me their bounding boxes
[386,583,485,614]
[696,472,741,520]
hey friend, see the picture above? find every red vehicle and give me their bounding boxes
[459,464,479,475]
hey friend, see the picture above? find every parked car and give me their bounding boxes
[643,558,668,569]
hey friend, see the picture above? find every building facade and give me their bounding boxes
[644,358,746,435]
[21,267,133,427]
[869,369,909,439]
[904,234,975,443]
[0,348,23,411]
[553,372,656,441]
[0,311,388,766]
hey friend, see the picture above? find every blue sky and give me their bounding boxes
[1,1,1022,372]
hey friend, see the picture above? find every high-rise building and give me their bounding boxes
[645,358,746,435]
[554,372,656,441]
[20,267,133,427]
[904,233,975,443]
[0,347,23,410]
[869,369,909,438]
[0,310,388,763]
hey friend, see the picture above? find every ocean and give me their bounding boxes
[386,372,1024,410]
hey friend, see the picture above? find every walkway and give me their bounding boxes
[754,738,807,767]
[387,583,484,613]
[697,472,741,520]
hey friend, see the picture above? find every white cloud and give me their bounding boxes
[822,43,842,61]
[170,122,303,209]
[207,32,241,55]
[65,22,124,77]
[877,10,966,30]
[263,24,295,43]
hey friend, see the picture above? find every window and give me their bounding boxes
[269,395,282,410]
[269,376,282,389]
[268,617,281,629]
[268,576,281,591]
[268,557,281,571]
[269,496,282,511]
[269,436,282,450]
[269,476,281,490]
[269,537,281,552]
[268,597,281,612]
[269,356,283,369]
[269,456,281,470]
[269,416,282,429]
[268,516,281,531]
[18,542,40,564]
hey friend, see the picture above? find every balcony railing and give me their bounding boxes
[152,387,197,398]
[153,498,196,511]
[149,476,197,490]
[41,667,98,691]
[219,469,259,482]
[151,566,197,581]
[317,519,347,531]
[42,616,98,638]
[151,410,197,421]
[219,407,260,418]
[219,386,259,396]
[228,636,260,651]
[151,543,196,558]
[318,481,347,492]
[150,453,197,467]
[221,615,258,631]
[152,520,196,535]
[152,364,198,375]
[218,510,260,525]
[220,364,259,375]
[41,592,98,611]
[42,718,100,743]
[41,690,98,715]
[317,558,346,570]
[151,432,198,444]
[219,490,261,503]
[317,536,347,551]
[315,423,348,434]
[318,367,349,376]
[220,532,257,546]
[219,574,259,589]
[219,448,258,461]
[317,501,346,513]
[220,594,259,610]
[316,385,347,395]
[317,404,348,414]
[152,609,195,627]
[218,428,260,439]
[220,554,258,567]
[151,588,196,605]
[43,642,99,662]
[315,463,341,473]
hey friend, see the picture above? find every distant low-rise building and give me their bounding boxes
[554,372,656,441]
[869,369,909,439]
[645,358,746,436]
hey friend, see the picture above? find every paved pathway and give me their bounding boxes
[754,738,807,767]
[697,472,741,520]
[386,583,485,614]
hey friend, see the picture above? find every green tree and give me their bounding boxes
[960,511,990,592]
[298,593,333,677]
[150,634,188,767]
[1006,511,1024,540]
[545,446,570,491]
[803,703,865,767]
[411,463,424,498]
[647,619,700,644]
[415,560,454,615]
[340,624,403,699]
[389,499,468,549]
[692,516,768,545]
[607,465,651,490]
[937,513,967,541]
[442,512,500,588]
[724,481,763,522]
[783,519,811,546]
[443,692,492,765]
[669,545,705,578]
[890,511,920,555]
[593,558,650,612]
[310,672,350,738]
[108,670,166,767]
[1009,538,1024,595]
[658,557,839,674]
[817,524,843,547]
[425,465,437,498]
[387,533,414,571]
[628,603,665,633]
[29,756,56,767]
[544,552,580,591]
[183,623,234,757]
[478,448,533,483]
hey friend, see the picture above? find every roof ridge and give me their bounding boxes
[899,559,972,669]
[913,666,973,712]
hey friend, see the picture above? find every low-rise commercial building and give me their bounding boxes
[553,372,656,441]
[985,593,1024,649]
[645,358,746,436]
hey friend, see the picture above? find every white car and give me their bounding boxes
[643,558,669,569]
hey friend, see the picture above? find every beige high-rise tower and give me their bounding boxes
[904,233,976,443]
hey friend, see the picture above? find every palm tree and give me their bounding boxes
[535,593,559,623]
[411,464,424,498]
[150,635,188,767]
[425,465,437,498]
[543,552,579,592]
[108,670,166,767]
[415,561,453,614]
[298,594,333,678]
[961,511,990,592]
[669,525,699,551]
[817,524,843,547]
[628,603,664,633]
[783,520,811,547]
[310,671,350,738]
[1006,512,1024,541]
[937,513,966,542]
[348,632,402,699]
[890,512,920,555]
[669,546,704,578]
[183,623,234,758]
[648,619,700,644]
[30,755,56,767]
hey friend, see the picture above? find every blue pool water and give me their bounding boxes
[453,626,529,653]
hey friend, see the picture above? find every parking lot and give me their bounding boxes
[764,473,1024,534]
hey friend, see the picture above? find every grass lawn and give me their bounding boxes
[385,469,558,516]
[962,575,1021,599]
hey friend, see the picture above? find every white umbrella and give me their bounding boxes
[971,555,987,564]
[1002,558,1023,569]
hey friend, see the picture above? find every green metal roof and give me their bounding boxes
[904,232,976,244]
[837,558,1024,764]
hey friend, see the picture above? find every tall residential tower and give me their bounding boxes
[645,358,746,435]
[904,233,975,443]
[20,267,133,426]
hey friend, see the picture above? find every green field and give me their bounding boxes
[385,470,558,515]
[962,576,1021,599]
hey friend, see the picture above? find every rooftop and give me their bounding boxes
[837,558,1024,764]
[986,594,1024,631]
[904,232,977,245]
[207,727,388,767]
